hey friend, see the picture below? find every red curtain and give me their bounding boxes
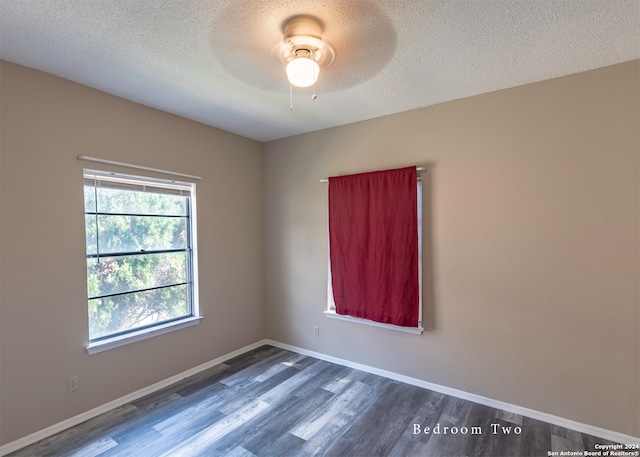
[329,166,419,327]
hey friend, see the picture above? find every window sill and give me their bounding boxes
[86,316,203,354]
[324,310,423,335]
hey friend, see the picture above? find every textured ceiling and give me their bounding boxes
[1,1,639,142]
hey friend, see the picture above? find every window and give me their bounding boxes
[83,169,199,352]
[326,167,423,334]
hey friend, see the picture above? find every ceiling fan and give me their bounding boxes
[273,15,335,108]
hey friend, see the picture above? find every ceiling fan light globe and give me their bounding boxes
[286,57,319,87]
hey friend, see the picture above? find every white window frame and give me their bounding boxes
[83,169,201,354]
[325,177,423,335]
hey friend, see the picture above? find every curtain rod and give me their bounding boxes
[77,155,202,180]
[320,166,425,183]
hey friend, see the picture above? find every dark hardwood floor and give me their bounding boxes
[8,345,621,457]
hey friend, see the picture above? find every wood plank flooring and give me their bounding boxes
[8,345,622,457]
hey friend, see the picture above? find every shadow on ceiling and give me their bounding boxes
[209,0,397,94]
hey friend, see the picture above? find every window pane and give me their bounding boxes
[85,186,188,216]
[86,214,187,255]
[84,185,96,213]
[87,251,188,299]
[85,215,97,255]
[88,284,189,340]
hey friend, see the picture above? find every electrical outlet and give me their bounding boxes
[313,325,319,336]
[68,376,79,392]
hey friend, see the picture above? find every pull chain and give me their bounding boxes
[312,61,317,100]
[290,83,293,111]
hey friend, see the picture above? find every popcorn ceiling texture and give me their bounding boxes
[0,0,638,142]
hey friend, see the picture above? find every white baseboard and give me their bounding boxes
[2,338,638,455]
[0,340,267,456]
[263,339,640,446]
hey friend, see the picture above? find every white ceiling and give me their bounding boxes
[1,1,638,142]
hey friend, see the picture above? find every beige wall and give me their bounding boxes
[0,62,266,444]
[263,61,640,436]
